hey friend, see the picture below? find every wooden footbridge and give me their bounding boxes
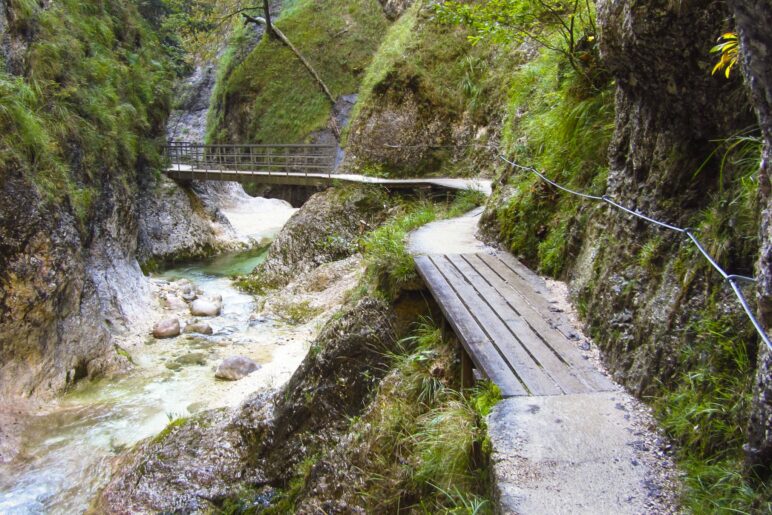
[415,250,614,397]
[165,142,491,194]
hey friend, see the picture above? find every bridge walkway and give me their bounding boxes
[409,211,676,514]
[164,141,491,194]
[415,251,614,397]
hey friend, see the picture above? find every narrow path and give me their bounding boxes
[408,210,680,514]
[408,207,491,255]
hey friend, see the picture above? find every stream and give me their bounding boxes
[0,198,309,514]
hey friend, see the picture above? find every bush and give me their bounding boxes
[361,202,437,299]
[2,0,174,208]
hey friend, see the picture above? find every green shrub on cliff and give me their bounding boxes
[362,202,437,300]
[494,46,613,276]
[344,2,512,178]
[207,0,388,144]
[259,318,496,512]
[345,319,495,512]
[656,306,771,513]
[1,0,174,211]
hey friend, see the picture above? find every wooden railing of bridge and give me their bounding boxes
[165,141,338,182]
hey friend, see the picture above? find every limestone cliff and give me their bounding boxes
[0,0,236,401]
[732,0,772,477]
[254,186,389,288]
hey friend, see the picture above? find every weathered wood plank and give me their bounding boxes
[447,254,592,394]
[468,253,615,392]
[430,256,562,396]
[484,251,579,339]
[494,251,548,292]
[415,256,527,397]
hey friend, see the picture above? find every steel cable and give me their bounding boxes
[499,155,772,351]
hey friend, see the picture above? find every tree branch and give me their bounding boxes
[242,13,340,137]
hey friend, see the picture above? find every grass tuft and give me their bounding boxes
[361,202,437,300]
[655,305,770,513]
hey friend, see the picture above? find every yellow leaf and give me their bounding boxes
[725,60,736,78]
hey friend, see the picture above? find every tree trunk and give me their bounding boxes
[262,0,275,39]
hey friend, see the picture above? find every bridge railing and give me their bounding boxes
[165,141,338,178]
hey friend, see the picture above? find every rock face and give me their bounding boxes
[95,408,255,514]
[152,318,181,339]
[731,0,772,476]
[0,169,147,399]
[98,297,397,511]
[166,62,217,143]
[252,297,397,479]
[0,1,248,402]
[378,0,415,20]
[346,84,458,175]
[214,356,259,380]
[539,0,756,395]
[343,6,503,178]
[256,187,389,287]
[136,175,242,267]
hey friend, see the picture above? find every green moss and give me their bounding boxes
[273,299,323,325]
[1,0,174,210]
[69,185,97,227]
[233,273,280,296]
[262,456,319,514]
[113,344,134,365]
[208,0,388,144]
[152,416,189,444]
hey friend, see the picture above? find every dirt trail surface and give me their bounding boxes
[408,210,681,514]
[408,207,493,255]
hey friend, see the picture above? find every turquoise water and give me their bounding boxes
[163,246,270,279]
[0,246,303,514]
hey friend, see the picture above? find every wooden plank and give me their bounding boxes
[447,254,592,394]
[467,254,614,392]
[477,253,551,314]
[487,251,579,339]
[495,251,549,292]
[477,252,577,339]
[415,257,527,397]
[430,256,562,396]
